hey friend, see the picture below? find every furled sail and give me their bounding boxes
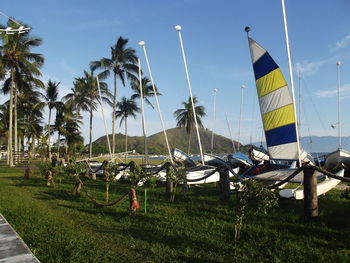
[248,37,298,160]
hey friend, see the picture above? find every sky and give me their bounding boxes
[1,0,350,150]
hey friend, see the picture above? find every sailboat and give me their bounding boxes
[249,145,270,164]
[324,61,350,174]
[245,0,344,198]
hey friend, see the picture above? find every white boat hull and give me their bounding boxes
[325,148,350,171]
[279,169,344,199]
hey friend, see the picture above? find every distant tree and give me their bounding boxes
[43,80,62,158]
[74,71,112,158]
[90,36,138,156]
[174,96,206,154]
[115,96,140,157]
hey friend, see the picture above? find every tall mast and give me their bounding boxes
[298,70,302,139]
[336,61,341,149]
[281,0,302,165]
[137,58,148,164]
[237,85,246,151]
[96,75,112,160]
[225,112,237,153]
[138,41,174,164]
[210,88,218,154]
[175,25,205,166]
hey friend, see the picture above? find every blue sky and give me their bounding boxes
[1,0,350,150]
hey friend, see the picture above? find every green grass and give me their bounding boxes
[0,164,349,263]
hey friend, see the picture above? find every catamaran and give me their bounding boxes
[324,61,350,174]
[245,1,343,197]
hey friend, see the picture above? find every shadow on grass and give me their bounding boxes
[34,189,83,203]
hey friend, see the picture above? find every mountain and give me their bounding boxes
[253,136,350,153]
[92,127,242,154]
[93,128,345,155]
[300,136,350,153]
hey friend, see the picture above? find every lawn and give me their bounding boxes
[0,164,349,263]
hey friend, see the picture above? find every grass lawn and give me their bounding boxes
[0,164,349,263]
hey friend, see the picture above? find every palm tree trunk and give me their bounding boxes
[31,135,35,157]
[14,87,18,154]
[112,73,117,157]
[57,133,61,159]
[89,107,93,159]
[8,69,14,167]
[48,108,52,159]
[187,132,191,155]
[125,117,128,162]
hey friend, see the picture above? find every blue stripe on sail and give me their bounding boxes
[253,52,279,80]
[265,123,297,147]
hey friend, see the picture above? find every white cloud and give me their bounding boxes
[314,83,350,98]
[294,57,333,76]
[331,35,350,52]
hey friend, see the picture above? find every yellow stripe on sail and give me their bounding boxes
[256,68,288,98]
[262,104,295,131]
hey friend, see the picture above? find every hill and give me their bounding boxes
[92,127,242,154]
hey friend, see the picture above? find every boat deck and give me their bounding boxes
[0,213,39,262]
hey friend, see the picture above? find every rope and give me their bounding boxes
[79,178,129,207]
[313,166,350,182]
[266,166,305,189]
[84,160,108,174]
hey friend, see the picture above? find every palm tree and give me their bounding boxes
[115,97,140,157]
[52,102,70,158]
[0,19,44,166]
[130,77,161,108]
[43,80,62,159]
[90,36,138,157]
[174,96,206,154]
[73,71,112,158]
[17,89,45,155]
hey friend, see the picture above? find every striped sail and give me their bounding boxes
[248,37,298,160]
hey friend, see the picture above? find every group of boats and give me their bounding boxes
[87,2,347,200]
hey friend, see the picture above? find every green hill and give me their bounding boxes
[92,127,243,155]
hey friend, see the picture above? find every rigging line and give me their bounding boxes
[0,11,25,26]
[302,76,331,135]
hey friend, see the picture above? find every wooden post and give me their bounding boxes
[219,167,230,204]
[165,164,174,200]
[303,166,318,219]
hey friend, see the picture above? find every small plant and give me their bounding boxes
[167,164,187,202]
[127,164,146,187]
[340,188,350,200]
[233,179,278,241]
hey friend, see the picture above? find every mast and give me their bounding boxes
[225,112,237,153]
[298,70,302,139]
[138,41,174,164]
[210,88,218,154]
[96,75,112,160]
[336,61,341,149]
[281,0,302,165]
[237,85,246,151]
[137,58,148,164]
[175,25,205,166]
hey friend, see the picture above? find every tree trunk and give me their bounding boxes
[14,86,18,153]
[57,133,61,159]
[8,69,14,167]
[125,117,128,162]
[112,74,117,157]
[187,132,191,155]
[89,107,93,159]
[48,108,52,159]
[31,135,35,157]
